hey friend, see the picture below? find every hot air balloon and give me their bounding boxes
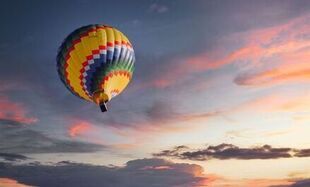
[56,24,135,112]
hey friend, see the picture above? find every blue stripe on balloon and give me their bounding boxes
[113,48,120,62]
[83,53,107,95]
[107,49,114,63]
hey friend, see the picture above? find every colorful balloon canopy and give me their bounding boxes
[56,24,135,112]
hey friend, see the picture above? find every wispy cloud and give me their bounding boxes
[68,120,92,138]
[102,100,221,142]
[0,96,37,125]
[232,14,310,86]
[146,100,220,123]
[0,153,29,162]
[232,93,310,114]
[234,51,310,86]
[206,176,293,187]
[149,3,168,13]
[0,178,31,187]
[0,120,106,154]
[141,13,309,89]
[153,144,310,160]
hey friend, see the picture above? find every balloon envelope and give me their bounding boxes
[56,24,135,112]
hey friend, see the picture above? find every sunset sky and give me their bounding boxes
[0,0,309,186]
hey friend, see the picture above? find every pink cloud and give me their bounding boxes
[242,178,292,187]
[0,96,37,125]
[0,178,31,187]
[68,120,92,138]
[198,174,294,187]
[234,36,310,86]
[235,67,310,86]
[145,13,309,89]
[230,92,310,114]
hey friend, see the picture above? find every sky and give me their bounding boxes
[0,0,309,186]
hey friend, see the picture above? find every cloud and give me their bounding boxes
[0,153,29,162]
[0,119,106,154]
[232,15,310,86]
[234,55,310,86]
[271,178,310,187]
[228,92,310,115]
[149,3,168,13]
[140,13,309,89]
[0,178,31,187]
[153,144,310,160]
[0,158,300,187]
[89,101,221,150]
[68,120,92,138]
[289,179,310,187]
[0,95,37,125]
[207,176,293,187]
[0,158,207,187]
[97,100,220,140]
[294,149,310,157]
[146,100,220,123]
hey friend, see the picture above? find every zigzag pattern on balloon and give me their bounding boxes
[56,24,135,104]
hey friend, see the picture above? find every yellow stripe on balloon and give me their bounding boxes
[113,29,122,45]
[103,73,131,100]
[121,32,131,47]
[66,31,103,101]
[106,27,115,45]
[96,28,107,46]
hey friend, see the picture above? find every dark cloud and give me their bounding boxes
[0,158,206,187]
[153,144,310,160]
[0,119,26,127]
[146,100,173,120]
[271,179,310,187]
[289,179,310,187]
[0,153,29,162]
[0,119,106,154]
[294,149,310,157]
